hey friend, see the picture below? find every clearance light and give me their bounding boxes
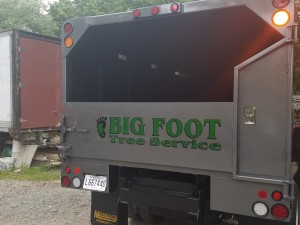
[258,190,268,199]
[133,9,141,18]
[272,10,290,27]
[272,204,289,220]
[62,176,71,187]
[151,6,160,16]
[272,0,290,8]
[64,36,73,48]
[65,166,71,174]
[74,167,81,175]
[253,202,268,217]
[272,191,283,201]
[72,177,81,188]
[64,22,73,34]
[171,3,180,13]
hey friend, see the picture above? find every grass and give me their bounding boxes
[0,166,60,181]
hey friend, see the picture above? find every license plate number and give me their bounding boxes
[83,175,107,192]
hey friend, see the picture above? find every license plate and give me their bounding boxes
[83,175,107,192]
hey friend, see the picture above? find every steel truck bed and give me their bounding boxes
[60,1,299,224]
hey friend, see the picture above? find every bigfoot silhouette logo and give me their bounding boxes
[97,117,107,138]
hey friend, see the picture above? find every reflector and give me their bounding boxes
[272,204,289,220]
[64,36,73,48]
[272,0,290,8]
[64,22,73,34]
[272,10,290,27]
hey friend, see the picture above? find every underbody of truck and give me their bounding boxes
[60,0,299,224]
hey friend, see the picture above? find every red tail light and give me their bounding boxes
[151,6,160,16]
[272,191,283,201]
[64,22,73,34]
[74,167,81,174]
[258,190,267,199]
[133,9,141,18]
[170,3,180,13]
[62,176,71,187]
[65,166,71,174]
[272,204,289,220]
[272,0,290,8]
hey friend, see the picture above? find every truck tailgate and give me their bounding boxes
[63,102,233,173]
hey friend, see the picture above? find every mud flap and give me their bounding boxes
[91,191,128,225]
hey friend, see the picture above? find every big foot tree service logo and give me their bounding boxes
[96,117,222,151]
[97,117,107,138]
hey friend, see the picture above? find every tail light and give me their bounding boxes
[133,9,141,18]
[272,204,289,220]
[72,177,81,188]
[253,202,269,217]
[74,167,81,175]
[272,10,290,26]
[272,191,283,201]
[151,6,160,16]
[65,166,71,174]
[62,176,71,187]
[272,0,290,8]
[258,190,268,199]
[64,22,73,34]
[64,36,73,48]
[170,3,180,13]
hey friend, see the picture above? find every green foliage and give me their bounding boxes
[0,166,60,181]
[0,0,56,36]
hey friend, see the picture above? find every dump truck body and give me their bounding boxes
[61,1,299,224]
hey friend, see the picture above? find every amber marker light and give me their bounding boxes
[64,36,73,48]
[272,10,290,27]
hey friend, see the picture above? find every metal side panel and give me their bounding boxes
[63,102,233,173]
[234,41,292,181]
[0,34,13,130]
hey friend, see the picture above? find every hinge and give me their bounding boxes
[58,145,71,161]
[60,115,89,143]
[283,181,297,201]
[280,150,287,161]
[286,25,298,42]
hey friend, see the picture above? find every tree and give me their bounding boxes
[0,0,56,36]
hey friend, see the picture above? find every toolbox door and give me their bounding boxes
[235,42,292,180]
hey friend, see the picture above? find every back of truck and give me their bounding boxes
[61,1,298,224]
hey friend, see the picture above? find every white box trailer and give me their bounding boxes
[0,30,62,169]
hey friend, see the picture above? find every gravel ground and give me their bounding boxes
[0,179,280,225]
[0,179,195,225]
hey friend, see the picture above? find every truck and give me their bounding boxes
[60,0,299,224]
[0,30,61,170]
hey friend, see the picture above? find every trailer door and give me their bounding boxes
[19,37,61,129]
